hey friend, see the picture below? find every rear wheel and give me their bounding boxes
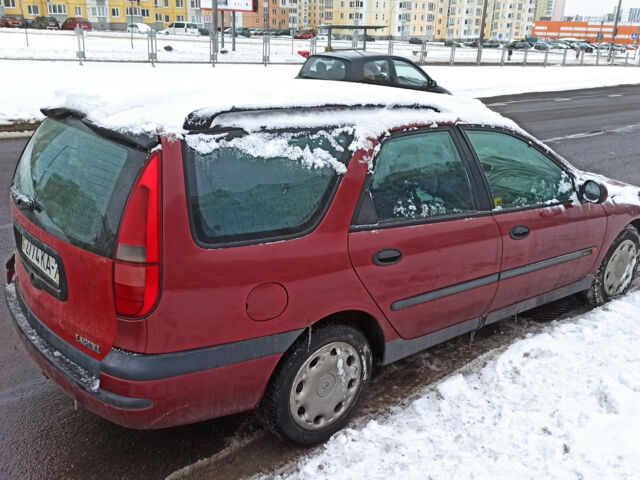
[585,225,639,305]
[260,324,372,444]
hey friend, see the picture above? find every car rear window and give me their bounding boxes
[299,56,348,80]
[12,117,148,258]
[183,129,351,246]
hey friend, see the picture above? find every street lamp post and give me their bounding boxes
[609,0,623,62]
[476,0,489,64]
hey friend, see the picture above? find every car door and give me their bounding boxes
[389,58,438,93]
[348,127,502,340]
[461,127,607,313]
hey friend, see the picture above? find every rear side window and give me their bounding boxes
[183,129,351,246]
[12,117,147,257]
[370,131,475,222]
[299,56,348,80]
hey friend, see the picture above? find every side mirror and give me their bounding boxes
[579,180,607,204]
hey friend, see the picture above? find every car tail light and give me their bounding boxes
[114,152,162,318]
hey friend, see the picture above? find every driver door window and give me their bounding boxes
[392,59,431,89]
[362,59,391,85]
[465,130,574,209]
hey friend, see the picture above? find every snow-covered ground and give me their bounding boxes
[262,290,640,480]
[1,60,639,127]
[2,27,639,66]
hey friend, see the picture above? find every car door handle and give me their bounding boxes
[372,249,402,266]
[509,225,530,240]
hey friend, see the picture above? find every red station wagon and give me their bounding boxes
[6,86,640,444]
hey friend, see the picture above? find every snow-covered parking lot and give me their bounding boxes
[265,290,640,480]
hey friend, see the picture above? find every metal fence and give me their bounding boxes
[4,28,640,68]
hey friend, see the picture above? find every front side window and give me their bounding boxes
[392,59,431,88]
[183,129,351,245]
[466,130,573,209]
[370,131,475,222]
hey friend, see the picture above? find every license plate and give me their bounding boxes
[21,236,60,286]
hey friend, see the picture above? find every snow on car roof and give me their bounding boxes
[47,77,520,140]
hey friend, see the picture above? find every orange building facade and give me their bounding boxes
[533,21,640,45]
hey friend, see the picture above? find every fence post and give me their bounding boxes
[420,41,427,65]
[580,49,585,65]
[476,44,482,65]
[262,34,270,65]
[75,26,86,65]
[449,44,456,66]
[500,45,506,66]
[523,46,528,66]
[625,51,629,65]
[543,49,548,67]
[562,49,567,66]
[310,36,317,55]
[147,30,157,66]
[596,48,600,65]
[388,37,393,54]
[210,31,217,66]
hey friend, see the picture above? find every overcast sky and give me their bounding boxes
[564,0,640,16]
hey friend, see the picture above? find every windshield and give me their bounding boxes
[12,117,148,257]
[299,56,348,80]
[183,128,352,245]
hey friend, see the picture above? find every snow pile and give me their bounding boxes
[266,291,640,480]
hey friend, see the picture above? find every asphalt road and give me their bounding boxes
[0,84,638,480]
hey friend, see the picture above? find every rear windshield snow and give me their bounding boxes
[183,129,351,245]
[12,117,147,258]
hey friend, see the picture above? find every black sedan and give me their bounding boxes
[297,51,450,94]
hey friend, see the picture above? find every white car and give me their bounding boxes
[159,22,200,36]
[127,23,151,34]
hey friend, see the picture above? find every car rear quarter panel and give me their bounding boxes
[142,137,398,354]
[594,197,640,268]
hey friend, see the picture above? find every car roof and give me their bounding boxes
[311,51,397,63]
[47,77,519,137]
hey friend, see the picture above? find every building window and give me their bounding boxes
[164,0,169,7]
[126,7,141,16]
[177,15,185,21]
[92,6,107,16]
[156,13,162,21]
[190,0,199,7]
[47,4,68,14]
[141,8,150,17]
[75,6,82,16]
[112,7,120,17]
[176,0,184,7]
[3,0,16,8]
[27,5,39,15]
[165,15,170,22]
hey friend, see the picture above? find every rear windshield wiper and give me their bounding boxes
[11,187,42,212]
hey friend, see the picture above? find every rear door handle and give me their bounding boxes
[509,225,530,240]
[372,249,402,266]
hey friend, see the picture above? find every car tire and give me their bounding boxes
[585,225,640,306]
[259,323,372,444]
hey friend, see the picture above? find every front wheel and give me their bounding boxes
[586,225,639,305]
[259,324,372,444]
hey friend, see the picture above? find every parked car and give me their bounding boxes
[298,51,450,94]
[234,27,252,38]
[29,16,59,30]
[463,39,479,47]
[576,43,594,53]
[271,28,291,36]
[127,23,151,34]
[294,30,314,39]
[507,41,532,50]
[0,15,24,28]
[61,18,93,31]
[159,22,200,36]
[533,42,551,51]
[408,37,424,45]
[198,27,210,36]
[8,81,640,445]
[444,40,463,47]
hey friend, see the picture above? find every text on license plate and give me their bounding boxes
[21,236,60,286]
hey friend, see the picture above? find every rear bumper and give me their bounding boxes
[6,282,301,429]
